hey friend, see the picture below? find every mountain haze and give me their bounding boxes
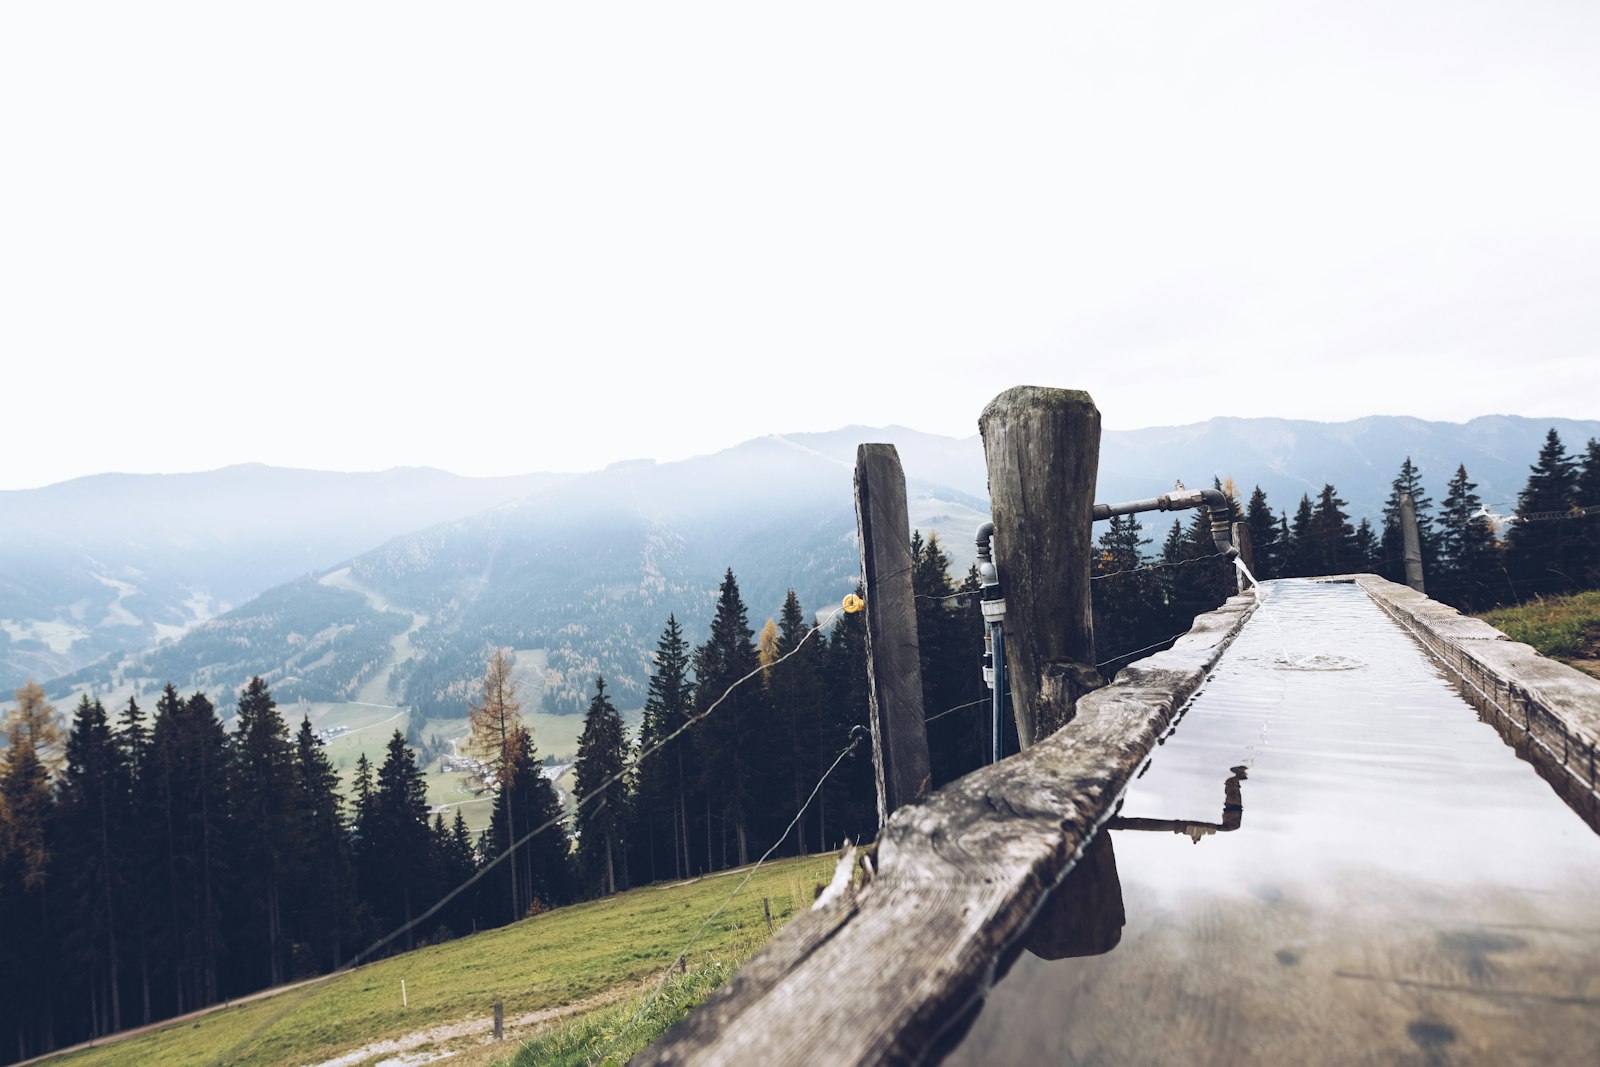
[21,414,1598,732]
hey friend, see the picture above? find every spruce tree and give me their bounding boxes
[818,593,877,850]
[1285,495,1315,577]
[1381,458,1439,584]
[1506,429,1581,596]
[1308,484,1357,575]
[769,591,827,854]
[230,677,297,988]
[1438,464,1500,610]
[693,570,764,869]
[58,696,130,1036]
[2,685,59,1057]
[1244,486,1280,579]
[573,677,630,896]
[1575,438,1600,589]
[485,724,570,919]
[289,715,357,971]
[369,730,432,951]
[912,534,985,786]
[632,615,695,881]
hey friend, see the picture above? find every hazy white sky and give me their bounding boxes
[3,2,1596,490]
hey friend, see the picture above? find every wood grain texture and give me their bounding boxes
[854,443,932,823]
[977,386,1103,748]
[636,592,1259,1067]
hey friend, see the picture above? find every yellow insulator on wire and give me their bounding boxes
[842,593,865,614]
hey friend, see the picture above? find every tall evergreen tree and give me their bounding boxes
[1437,464,1500,610]
[229,678,298,989]
[289,716,357,972]
[466,648,524,921]
[912,534,986,786]
[1306,484,1357,575]
[1244,486,1280,579]
[1285,495,1315,577]
[693,570,764,869]
[573,677,629,897]
[632,615,696,882]
[1574,438,1600,590]
[485,724,571,919]
[1505,429,1581,596]
[57,696,130,1037]
[147,688,230,1013]
[1381,458,1440,584]
[368,731,433,952]
[117,696,158,1024]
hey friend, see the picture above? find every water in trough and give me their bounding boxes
[941,579,1600,1065]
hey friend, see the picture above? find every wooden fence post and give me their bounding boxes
[978,387,1103,748]
[1401,492,1426,593]
[1232,520,1255,593]
[854,443,932,823]
[493,1001,504,1041]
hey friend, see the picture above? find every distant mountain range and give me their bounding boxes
[10,414,1597,729]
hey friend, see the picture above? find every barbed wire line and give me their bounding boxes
[1091,550,1232,582]
[216,601,855,1061]
[928,694,985,726]
[583,735,862,1066]
[351,603,850,970]
[1095,631,1190,669]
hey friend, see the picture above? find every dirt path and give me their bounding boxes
[304,980,650,1067]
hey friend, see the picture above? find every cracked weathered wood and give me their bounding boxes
[977,386,1103,748]
[854,443,932,822]
[636,592,1258,1066]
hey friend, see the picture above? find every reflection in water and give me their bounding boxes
[942,581,1600,1066]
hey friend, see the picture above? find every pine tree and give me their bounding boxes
[1574,438,1600,590]
[230,677,298,988]
[1506,429,1581,596]
[632,615,696,882]
[1091,515,1159,677]
[485,724,570,919]
[147,688,230,1012]
[117,696,157,1024]
[1307,484,1357,575]
[1437,464,1500,610]
[770,591,827,854]
[573,677,630,897]
[693,570,764,869]
[912,533,985,786]
[1351,518,1380,573]
[1244,486,1280,579]
[58,696,130,1036]
[289,715,357,972]
[369,730,433,951]
[1381,458,1440,585]
[1285,495,1315,578]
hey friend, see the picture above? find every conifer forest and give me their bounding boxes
[0,430,1596,1063]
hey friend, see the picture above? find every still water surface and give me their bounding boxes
[943,580,1600,1065]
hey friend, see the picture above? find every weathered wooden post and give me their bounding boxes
[1400,492,1426,593]
[853,444,932,822]
[978,387,1103,747]
[493,1000,504,1041]
[1232,520,1255,593]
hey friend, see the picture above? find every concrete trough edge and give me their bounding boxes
[1345,573,1600,830]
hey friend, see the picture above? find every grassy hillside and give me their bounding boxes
[41,853,836,1067]
[1479,590,1600,678]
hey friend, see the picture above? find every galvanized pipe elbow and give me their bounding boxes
[1197,488,1239,557]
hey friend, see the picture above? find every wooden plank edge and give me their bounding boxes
[637,592,1259,1065]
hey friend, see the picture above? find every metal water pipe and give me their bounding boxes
[975,522,1006,763]
[1091,487,1238,557]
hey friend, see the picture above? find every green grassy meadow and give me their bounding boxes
[43,854,836,1067]
[1479,589,1600,675]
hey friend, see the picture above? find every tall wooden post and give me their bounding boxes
[854,444,932,823]
[978,387,1103,748]
[1400,492,1426,593]
[1232,520,1255,593]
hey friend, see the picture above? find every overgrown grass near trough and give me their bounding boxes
[42,854,835,1067]
[1479,590,1600,675]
